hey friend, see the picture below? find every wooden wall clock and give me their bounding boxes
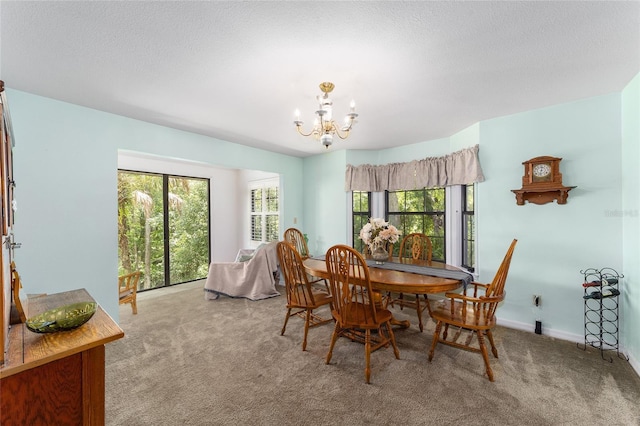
[511,156,576,205]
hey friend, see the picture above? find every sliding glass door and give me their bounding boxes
[118,171,210,291]
[167,176,210,285]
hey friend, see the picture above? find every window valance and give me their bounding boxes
[345,144,485,192]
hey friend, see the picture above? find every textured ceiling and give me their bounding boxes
[1,1,638,157]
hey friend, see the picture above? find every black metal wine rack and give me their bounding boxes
[577,267,627,362]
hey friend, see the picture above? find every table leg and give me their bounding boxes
[373,291,410,329]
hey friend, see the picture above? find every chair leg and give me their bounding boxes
[428,320,442,362]
[383,292,391,309]
[131,300,137,315]
[302,310,311,351]
[477,331,494,382]
[325,322,340,364]
[386,292,395,308]
[364,329,372,384]
[386,321,400,359]
[486,329,499,358]
[322,278,330,294]
[415,296,424,332]
[423,294,432,317]
[281,308,292,335]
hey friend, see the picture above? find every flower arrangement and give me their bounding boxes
[359,218,401,250]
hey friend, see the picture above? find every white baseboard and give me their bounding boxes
[496,316,640,378]
[496,317,583,343]
[628,351,640,377]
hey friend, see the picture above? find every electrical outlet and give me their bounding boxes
[533,295,541,307]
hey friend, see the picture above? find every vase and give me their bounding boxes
[371,243,389,265]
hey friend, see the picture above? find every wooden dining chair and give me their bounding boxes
[389,233,433,331]
[325,244,400,384]
[428,239,517,381]
[284,227,328,290]
[277,241,333,351]
[283,227,311,259]
[118,271,141,314]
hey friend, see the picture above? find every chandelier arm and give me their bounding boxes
[296,126,316,137]
[333,123,351,140]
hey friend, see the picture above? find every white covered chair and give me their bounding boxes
[204,241,281,301]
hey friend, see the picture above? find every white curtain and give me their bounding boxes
[345,144,485,191]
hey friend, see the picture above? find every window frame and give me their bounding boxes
[461,184,476,272]
[249,177,280,245]
[348,184,476,273]
[117,169,211,290]
[350,191,372,253]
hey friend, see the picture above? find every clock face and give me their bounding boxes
[532,163,552,180]
[532,163,551,177]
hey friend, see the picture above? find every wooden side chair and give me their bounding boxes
[283,227,311,259]
[118,271,141,314]
[283,227,328,290]
[389,233,433,331]
[325,244,400,384]
[277,241,333,351]
[428,239,517,381]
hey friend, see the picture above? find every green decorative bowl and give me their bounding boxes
[26,301,97,334]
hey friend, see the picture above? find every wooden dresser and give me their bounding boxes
[0,289,124,425]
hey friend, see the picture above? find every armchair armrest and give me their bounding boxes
[443,292,483,304]
[465,281,490,297]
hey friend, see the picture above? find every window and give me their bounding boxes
[118,170,210,291]
[349,184,476,272]
[351,191,371,253]
[462,184,475,272]
[250,179,279,243]
[386,188,446,261]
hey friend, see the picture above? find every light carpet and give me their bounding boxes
[105,281,640,425]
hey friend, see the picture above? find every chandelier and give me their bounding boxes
[293,82,358,148]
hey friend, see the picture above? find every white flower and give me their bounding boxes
[359,218,401,249]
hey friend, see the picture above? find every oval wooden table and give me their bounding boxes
[303,257,464,328]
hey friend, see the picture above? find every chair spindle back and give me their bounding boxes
[326,245,380,327]
[283,227,310,259]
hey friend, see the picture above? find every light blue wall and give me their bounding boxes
[7,75,638,367]
[302,149,348,255]
[621,73,640,368]
[375,137,451,164]
[478,93,623,340]
[305,91,628,345]
[9,89,304,322]
[450,123,480,152]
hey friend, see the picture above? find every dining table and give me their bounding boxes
[303,255,472,329]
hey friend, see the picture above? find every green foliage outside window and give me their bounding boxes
[352,191,371,253]
[118,171,210,291]
[387,188,446,261]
